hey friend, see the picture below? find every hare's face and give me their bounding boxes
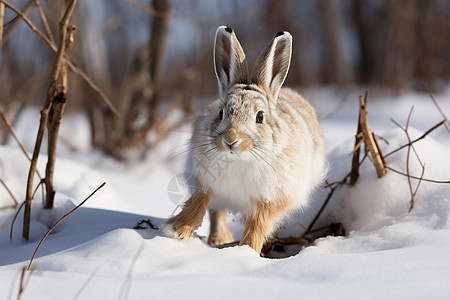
[209,26,292,159]
[212,84,277,157]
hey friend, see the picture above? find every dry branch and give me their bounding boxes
[28,182,106,270]
[22,0,78,238]
[0,0,120,118]
[0,2,4,55]
[350,91,367,185]
[44,3,77,209]
[23,105,52,240]
[359,95,386,178]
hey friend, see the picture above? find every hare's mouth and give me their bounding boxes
[216,130,254,154]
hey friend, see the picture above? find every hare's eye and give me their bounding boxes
[219,109,224,120]
[256,111,264,124]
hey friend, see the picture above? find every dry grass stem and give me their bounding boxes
[118,243,144,300]
[28,182,106,270]
[72,269,98,300]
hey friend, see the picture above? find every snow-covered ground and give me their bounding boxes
[1,88,450,299]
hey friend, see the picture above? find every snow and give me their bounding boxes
[1,88,450,299]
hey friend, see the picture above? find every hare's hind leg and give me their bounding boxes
[164,191,211,239]
[240,200,290,254]
[208,209,234,246]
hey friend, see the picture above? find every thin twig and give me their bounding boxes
[0,0,120,118]
[390,107,428,211]
[27,182,106,270]
[422,82,450,134]
[9,180,44,240]
[32,0,55,44]
[306,153,368,235]
[0,2,4,55]
[384,120,446,158]
[385,166,450,184]
[0,177,18,205]
[10,201,25,240]
[0,108,43,180]
[2,0,33,42]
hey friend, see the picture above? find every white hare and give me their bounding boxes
[163,26,325,254]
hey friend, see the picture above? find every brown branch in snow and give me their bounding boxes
[23,0,78,238]
[359,95,386,178]
[44,9,77,209]
[23,104,52,240]
[28,182,106,270]
[350,91,367,185]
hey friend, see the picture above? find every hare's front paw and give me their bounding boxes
[161,219,195,240]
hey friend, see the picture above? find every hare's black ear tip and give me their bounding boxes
[225,26,233,33]
[275,31,285,37]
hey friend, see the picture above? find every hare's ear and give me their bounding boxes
[214,26,248,98]
[251,31,292,100]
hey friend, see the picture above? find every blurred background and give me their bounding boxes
[1,0,449,159]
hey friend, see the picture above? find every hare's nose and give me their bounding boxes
[222,138,241,150]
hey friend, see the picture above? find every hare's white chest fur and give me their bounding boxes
[192,88,325,216]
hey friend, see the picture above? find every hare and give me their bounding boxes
[163,26,325,255]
